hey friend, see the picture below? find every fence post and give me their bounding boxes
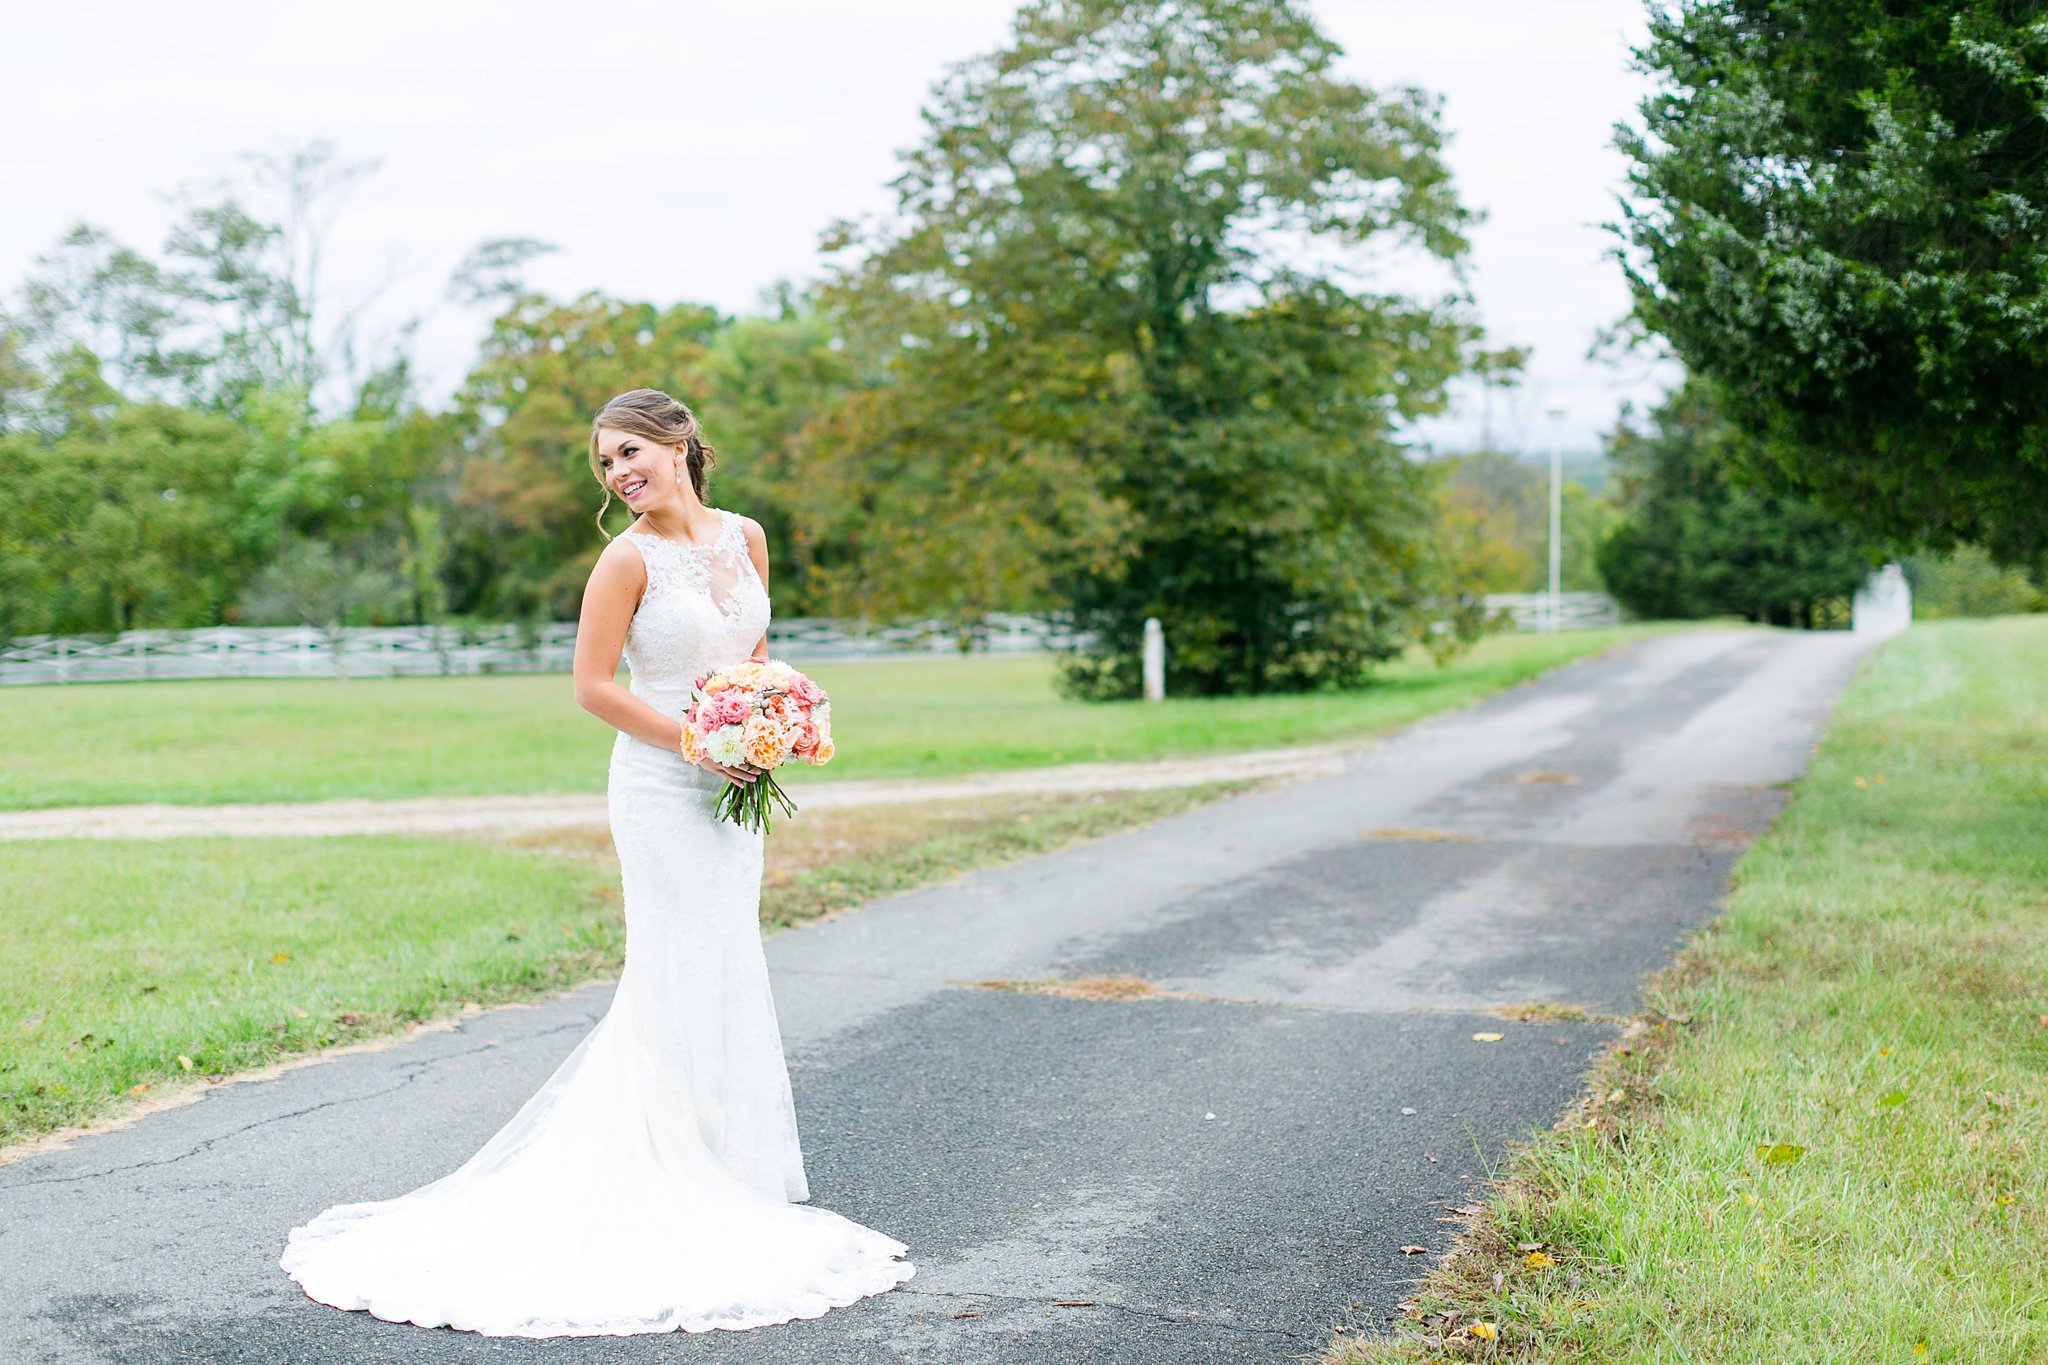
[1142,617,1166,702]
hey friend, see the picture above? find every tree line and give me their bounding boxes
[3,1,1532,698]
[5,0,2043,698]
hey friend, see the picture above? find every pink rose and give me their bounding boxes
[789,677,823,708]
[790,718,820,754]
[711,691,751,727]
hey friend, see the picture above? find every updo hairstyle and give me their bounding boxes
[587,388,718,535]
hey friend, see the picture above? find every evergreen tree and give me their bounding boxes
[1597,384,1874,627]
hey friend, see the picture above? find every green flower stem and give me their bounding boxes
[715,768,800,834]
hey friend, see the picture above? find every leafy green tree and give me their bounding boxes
[1434,450,1614,595]
[818,0,1495,695]
[1620,1,2048,561]
[694,295,867,613]
[0,397,262,634]
[1596,384,1874,627]
[13,143,386,419]
[448,294,722,620]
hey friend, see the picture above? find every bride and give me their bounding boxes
[280,388,915,1336]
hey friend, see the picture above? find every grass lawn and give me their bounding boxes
[0,781,1242,1148]
[0,627,1678,809]
[1339,616,2048,1363]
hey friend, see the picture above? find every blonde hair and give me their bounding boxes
[587,388,718,536]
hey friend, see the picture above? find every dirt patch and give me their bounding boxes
[958,974,1205,1002]
[1486,1001,1593,1025]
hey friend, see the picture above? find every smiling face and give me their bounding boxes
[593,427,683,511]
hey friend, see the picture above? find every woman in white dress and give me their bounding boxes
[280,388,915,1337]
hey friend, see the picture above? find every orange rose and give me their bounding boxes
[680,723,705,764]
[805,734,836,766]
[742,716,786,769]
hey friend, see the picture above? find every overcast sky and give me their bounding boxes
[1,0,1676,454]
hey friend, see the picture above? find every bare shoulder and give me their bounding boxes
[588,533,649,592]
[736,513,768,552]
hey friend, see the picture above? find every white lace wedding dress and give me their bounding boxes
[281,507,915,1337]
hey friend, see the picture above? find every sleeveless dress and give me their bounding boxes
[279,507,915,1337]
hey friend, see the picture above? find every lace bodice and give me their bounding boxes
[619,509,771,715]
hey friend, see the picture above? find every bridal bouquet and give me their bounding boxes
[680,658,834,833]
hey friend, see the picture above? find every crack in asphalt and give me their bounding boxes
[0,1021,594,1191]
[895,1287,1318,1341]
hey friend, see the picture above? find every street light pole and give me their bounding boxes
[1546,406,1566,633]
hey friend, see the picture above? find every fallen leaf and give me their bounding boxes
[128,1083,150,1095]
[1854,776,1868,788]
[1756,1142,1805,1166]
[1400,1245,1428,1255]
[1606,1088,1626,1103]
[1516,1241,1545,1252]
[1471,1032,1504,1043]
[1913,1345,1927,1359]
[1878,1090,1907,1109]
[290,1007,310,1018]
[1469,1321,1498,1340]
[270,952,290,964]
[176,1055,194,1071]
[951,1312,980,1320]
[1524,1251,1555,1269]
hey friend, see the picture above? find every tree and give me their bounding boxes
[693,294,868,615]
[0,397,263,635]
[1596,383,1874,627]
[13,142,388,419]
[818,0,1497,695]
[1620,1,2048,561]
[1433,450,1614,595]
[448,294,723,620]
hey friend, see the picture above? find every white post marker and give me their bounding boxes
[1142,616,1165,701]
[1852,563,1913,638]
[1546,406,1566,633]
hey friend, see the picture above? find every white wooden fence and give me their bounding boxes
[0,614,1087,686]
[2,597,1619,686]
[1481,592,1623,632]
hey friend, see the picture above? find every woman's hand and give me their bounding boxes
[696,756,760,785]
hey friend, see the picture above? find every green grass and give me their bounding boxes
[0,781,1246,1147]
[0,628,1678,809]
[1340,617,2048,1363]
[0,837,625,1144]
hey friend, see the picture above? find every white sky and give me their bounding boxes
[0,0,1676,454]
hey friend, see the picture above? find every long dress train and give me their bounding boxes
[280,507,914,1337]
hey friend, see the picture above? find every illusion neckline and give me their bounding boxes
[625,508,732,554]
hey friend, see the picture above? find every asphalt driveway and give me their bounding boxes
[0,627,1873,1364]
